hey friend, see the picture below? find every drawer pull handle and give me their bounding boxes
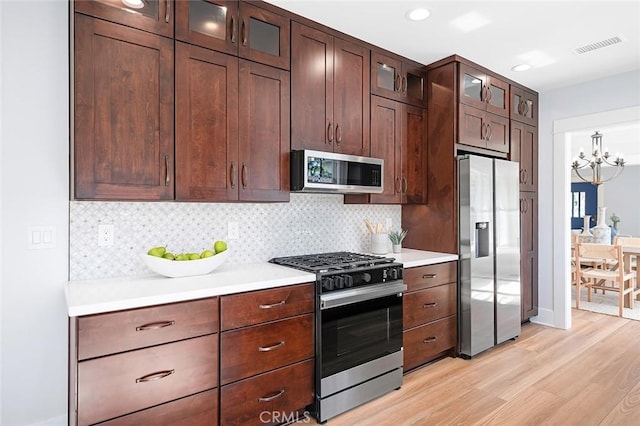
[258,341,285,352]
[423,302,438,308]
[258,389,285,402]
[136,320,175,331]
[422,273,437,279]
[258,300,286,309]
[135,369,175,383]
[136,321,176,331]
[423,337,437,344]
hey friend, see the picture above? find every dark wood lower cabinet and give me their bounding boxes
[98,389,218,426]
[403,315,457,371]
[220,360,314,426]
[520,191,538,321]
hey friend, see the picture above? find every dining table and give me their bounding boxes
[622,244,640,308]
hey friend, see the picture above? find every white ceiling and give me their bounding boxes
[267,0,640,164]
[266,0,640,92]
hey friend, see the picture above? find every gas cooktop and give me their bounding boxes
[269,251,395,273]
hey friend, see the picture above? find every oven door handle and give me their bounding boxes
[319,281,407,310]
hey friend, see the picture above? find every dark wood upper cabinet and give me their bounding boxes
[291,22,370,156]
[238,59,290,201]
[459,63,509,118]
[371,51,426,108]
[74,0,174,37]
[511,85,538,126]
[348,96,426,205]
[510,121,538,192]
[175,43,289,202]
[73,14,174,200]
[175,43,239,202]
[175,0,290,70]
[458,104,509,153]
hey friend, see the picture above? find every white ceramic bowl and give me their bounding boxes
[141,250,229,278]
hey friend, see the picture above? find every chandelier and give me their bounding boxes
[571,131,625,186]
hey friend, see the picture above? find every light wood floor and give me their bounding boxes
[327,309,640,426]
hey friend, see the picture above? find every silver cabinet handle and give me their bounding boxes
[335,124,342,145]
[230,15,236,44]
[423,302,438,308]
[422,273,436,279]
[165,0,170,23]
[136,320,175,331]
[258,300,285,309]
[164,155,170,186]
[401,176,408,194]
[327,122,333,144]
[258,389,285,402]
[423,337,437,344]
[486,123,492,141]
[230,161,237,189]
[402,76,407,93]
[241,19,247,47]
[258,341,285,352]
[136,369,174,383]
[241,163,248,188]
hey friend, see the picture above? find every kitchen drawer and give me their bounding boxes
[220,314,314,385]
[78,334,218,425]
[220,359,314,426]
[403,283,456,330]
[220,283,314,331]
[78,297,218,360]
[404,262,457,292]
[98,389,218,426]
[403,315,456,372]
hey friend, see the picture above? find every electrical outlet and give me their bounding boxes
[228,222,239,240]
[98,224,115,247]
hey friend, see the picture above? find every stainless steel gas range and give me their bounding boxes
[270,252,406,423]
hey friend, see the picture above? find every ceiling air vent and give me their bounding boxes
[572,36,624,55]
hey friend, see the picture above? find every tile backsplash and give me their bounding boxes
[69,194,401,280]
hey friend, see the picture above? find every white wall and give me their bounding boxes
[537,70,640,327]
[602,164,640,237]
[0,1,69,425]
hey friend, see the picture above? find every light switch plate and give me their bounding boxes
[28,226,56,249]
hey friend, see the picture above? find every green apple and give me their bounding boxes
[175,253,188,261]
[147,246,166,257]
[213,240,227,254]
[201,249,215,258]
[188,253,201,260]
[163,252,175,260]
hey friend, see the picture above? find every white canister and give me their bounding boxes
[370,233,389,254]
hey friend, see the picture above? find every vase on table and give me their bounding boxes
[610,224,618,244]
[591,207,611,244]
[578,215,593,243]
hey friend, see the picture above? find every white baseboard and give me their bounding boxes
[29,414,66,426]
[529,307,568,329]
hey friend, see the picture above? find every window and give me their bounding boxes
[571,191,586,218]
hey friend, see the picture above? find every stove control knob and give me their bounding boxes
[343,275,354,288]
[322,277,334,291]
[334,275,344,289]
[388,267,398,280]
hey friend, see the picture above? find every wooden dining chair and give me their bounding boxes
[575,242,636,317]
[614,236,640,270]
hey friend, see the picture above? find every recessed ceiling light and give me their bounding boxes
[407,8,430,21]
[122,0,144,9]
[511,64,531,72]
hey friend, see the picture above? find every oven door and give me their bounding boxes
[319,282,405,381]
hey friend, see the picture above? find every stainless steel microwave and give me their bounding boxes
[290,150,384,194]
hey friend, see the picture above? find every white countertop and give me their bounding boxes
[65,249,457,317]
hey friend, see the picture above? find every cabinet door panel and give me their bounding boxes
[220,360,314,426]
[511,86,538,126]
[220,283,314,331]
[520,191,538,320]
[403,315,456,371]
[174,0,238,56]
[74,14,174,200]
[369,96,402,204]
[98,389,218,426]
[458,64,487,110]
[78,297,219,360]
[403,283,456,329]
[404,104,427,204]
[510,121,538,192]
[485,112,510,153]
[371,51,402,101]
[486,76,510,117]
[333,38,370,156]
[75,0,174,37]
[291,22,333,152]
[404,262,457,292]
[458,104,487,149]
[239,2,290,70]
[175,43,239,201]
[220,314,314,385]
[78,334,218,425]
[238,60,290,201]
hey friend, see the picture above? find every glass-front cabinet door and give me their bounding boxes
[371,51,425,107]
[74,0,174,37]
[459,63,509,118]
[175,0,239,56]
[175,1,289,69]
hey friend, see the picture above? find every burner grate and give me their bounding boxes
[270,251,394,273]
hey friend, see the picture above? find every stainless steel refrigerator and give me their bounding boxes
[458,155,521,358]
